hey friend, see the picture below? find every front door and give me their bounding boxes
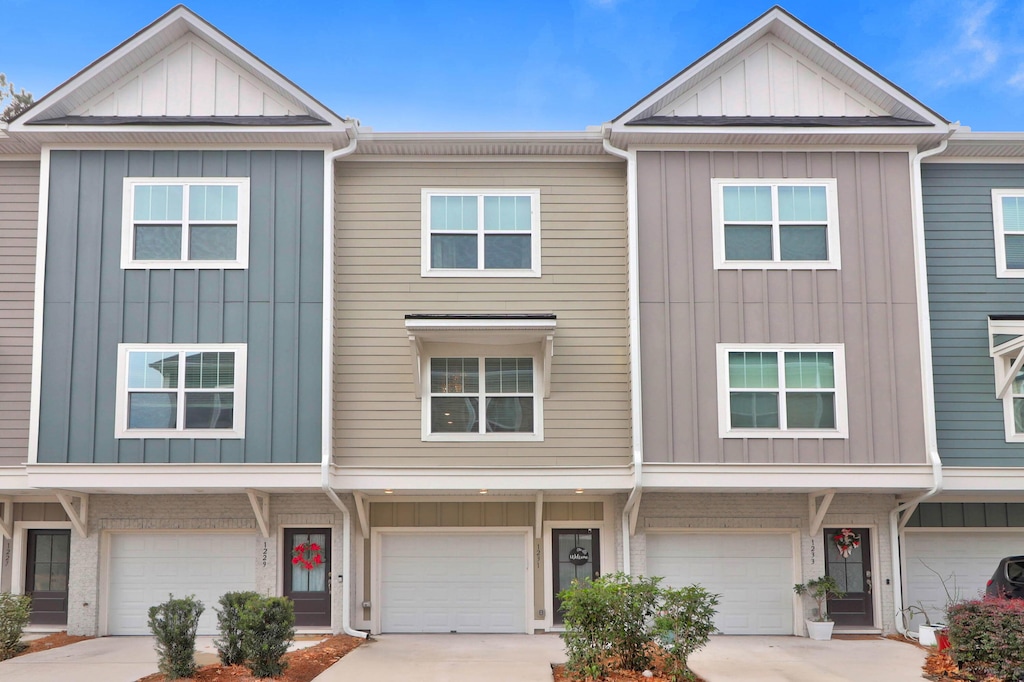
[824,527,873,627]
[283,528,331,627]
[552,528,600,625]
[25,529,70,625]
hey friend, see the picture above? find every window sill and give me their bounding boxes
[422,432,544,443]
[122,260,248,270]
[714,261,840,271]
[720,429,848,439]
[116,429,245,440]
[420,268,542,278]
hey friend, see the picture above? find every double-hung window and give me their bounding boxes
[992,190,1024,278]
[425,355,540,440]
[988,319,1024,441]
[122,178,250,268]
[422,189,541,277]
[712,179,840,269]
[717,344,848,438]
[115,344,247,438]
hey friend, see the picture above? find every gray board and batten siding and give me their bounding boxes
[922,163,1024,467]
[637,150,927,465]
[37,150,324,464]
[0,161,39,466]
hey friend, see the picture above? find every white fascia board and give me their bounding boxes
[356,131,603,143]
[25,463,320,491]
[404,318,556,333]
[607,123,946,137]
[0,467,32,493]
[939,467,1024,493]
[642,463,934,492]
[329,466,634,492]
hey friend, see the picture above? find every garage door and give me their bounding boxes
[380,532,527,633]
[108,533,257,635]
[904,531,1024,630]
[647,532,795,635]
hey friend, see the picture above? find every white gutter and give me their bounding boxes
[602,134,643,574]
[320,130,367,639]
[890,136,950,636]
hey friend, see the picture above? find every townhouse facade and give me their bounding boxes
[0,4,1019,640]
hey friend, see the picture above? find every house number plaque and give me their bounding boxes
[262,541,268,568]
[810,538,816,565]
[569,547,590,566]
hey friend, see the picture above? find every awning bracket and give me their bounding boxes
[55,491,89,538]
[808,489,836,537]
[0,497,12,540]
[246,489,271,538]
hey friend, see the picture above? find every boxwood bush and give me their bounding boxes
[148,594,204,680]
[238,595,296,678]
[0,593,32,661]
[947,598,1024,681]
[214,591,261,666]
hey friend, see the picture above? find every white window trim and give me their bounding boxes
[988,319,1024,442]
[992,189,1024,279]
[419,342,544,442]
[421,188,542,278]
[711,178,841,270]
[114,343,247,439]
[716,343,849,439]
[121,177,251,270]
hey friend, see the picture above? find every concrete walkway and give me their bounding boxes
[312,633,566,682]
[688,635,928,682]
[0,636,159,682]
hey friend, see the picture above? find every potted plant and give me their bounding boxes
[794,576,846,640]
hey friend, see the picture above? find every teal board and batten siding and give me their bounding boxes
[905,502,1024,527]
[37,150,323,464]
[922,163,1024,466]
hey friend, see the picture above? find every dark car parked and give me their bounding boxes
[986,556,1024,599]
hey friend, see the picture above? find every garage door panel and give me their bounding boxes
[647,533,794,636]
[108,533,257,635]
[380,533,527,634]
[905,531,1024,631]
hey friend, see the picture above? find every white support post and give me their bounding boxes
[246,489,272,539]
[408,335,423,397]
[534,491,543,538]
[55,491,89,538]
[543,335,554,398]
[352,491,369,540]
[808,490,836,537]
[0,497,12,540]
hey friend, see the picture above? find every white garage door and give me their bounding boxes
[904,531,1024,630]
[647,532,795,635]
[380,532,527,633]
[108,533,257,635]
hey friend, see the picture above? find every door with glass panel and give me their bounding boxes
[284,528,331,626]
[824,527,873,626]
[552,529,600,625]
[25,529,70,625]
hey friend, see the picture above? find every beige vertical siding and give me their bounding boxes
[334,161,630,467]
[637,151,927,465]
[0,161,38,467]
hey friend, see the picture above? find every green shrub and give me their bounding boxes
[947,598,1024,681]
[559,577,615,680]
[0,593,32,661]
[654,585,720,682]
[215,591,260,666]
[239,595,295,678]
[148,594,204,680]
[602,573,662,672]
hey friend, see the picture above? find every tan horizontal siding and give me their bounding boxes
[334,160,630,468]
[0,161,38,466]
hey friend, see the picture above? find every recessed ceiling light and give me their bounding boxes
[479,489,488,495]
[575,488,585,494]
[384,489,394,494]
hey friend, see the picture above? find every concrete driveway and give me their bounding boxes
[313,633,566,682]
[689,635,928,682]
[0,636,160,682]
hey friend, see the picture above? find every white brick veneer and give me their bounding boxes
[618,492,900,634]
[68,493,355,636]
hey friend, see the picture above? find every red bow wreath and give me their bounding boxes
[292,542,324,571]
[832,529,861,559]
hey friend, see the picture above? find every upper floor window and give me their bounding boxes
[114,344,247,439]
[712,179,840,270]
[992,190,1024,278]
[426,356,539,440]
[988,318,1024,441]
[121,178,250,269]
[421,189,541,277]
[716,344,848,438]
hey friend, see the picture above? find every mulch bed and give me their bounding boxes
[923,652,1004,682]
[551,647,706,682]
[136,634,364,682]
[13,631,93,658]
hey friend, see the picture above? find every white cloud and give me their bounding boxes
[1008,66,1024,89]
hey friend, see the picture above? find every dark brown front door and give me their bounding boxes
[283,528,331,627]
[25,529,70,626]
[824,527,873,626]
[552,528,600,625]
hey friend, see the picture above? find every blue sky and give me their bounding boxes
[2,0,1024,131]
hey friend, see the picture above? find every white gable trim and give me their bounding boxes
[612,7,947,130]
[11,6,348,131]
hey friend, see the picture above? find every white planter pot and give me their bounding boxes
[918,623,946,647]
[805,619,835,640]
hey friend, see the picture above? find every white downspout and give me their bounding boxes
[891,136,950,636]
[603,134,643,574]
[320,129,367,639]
